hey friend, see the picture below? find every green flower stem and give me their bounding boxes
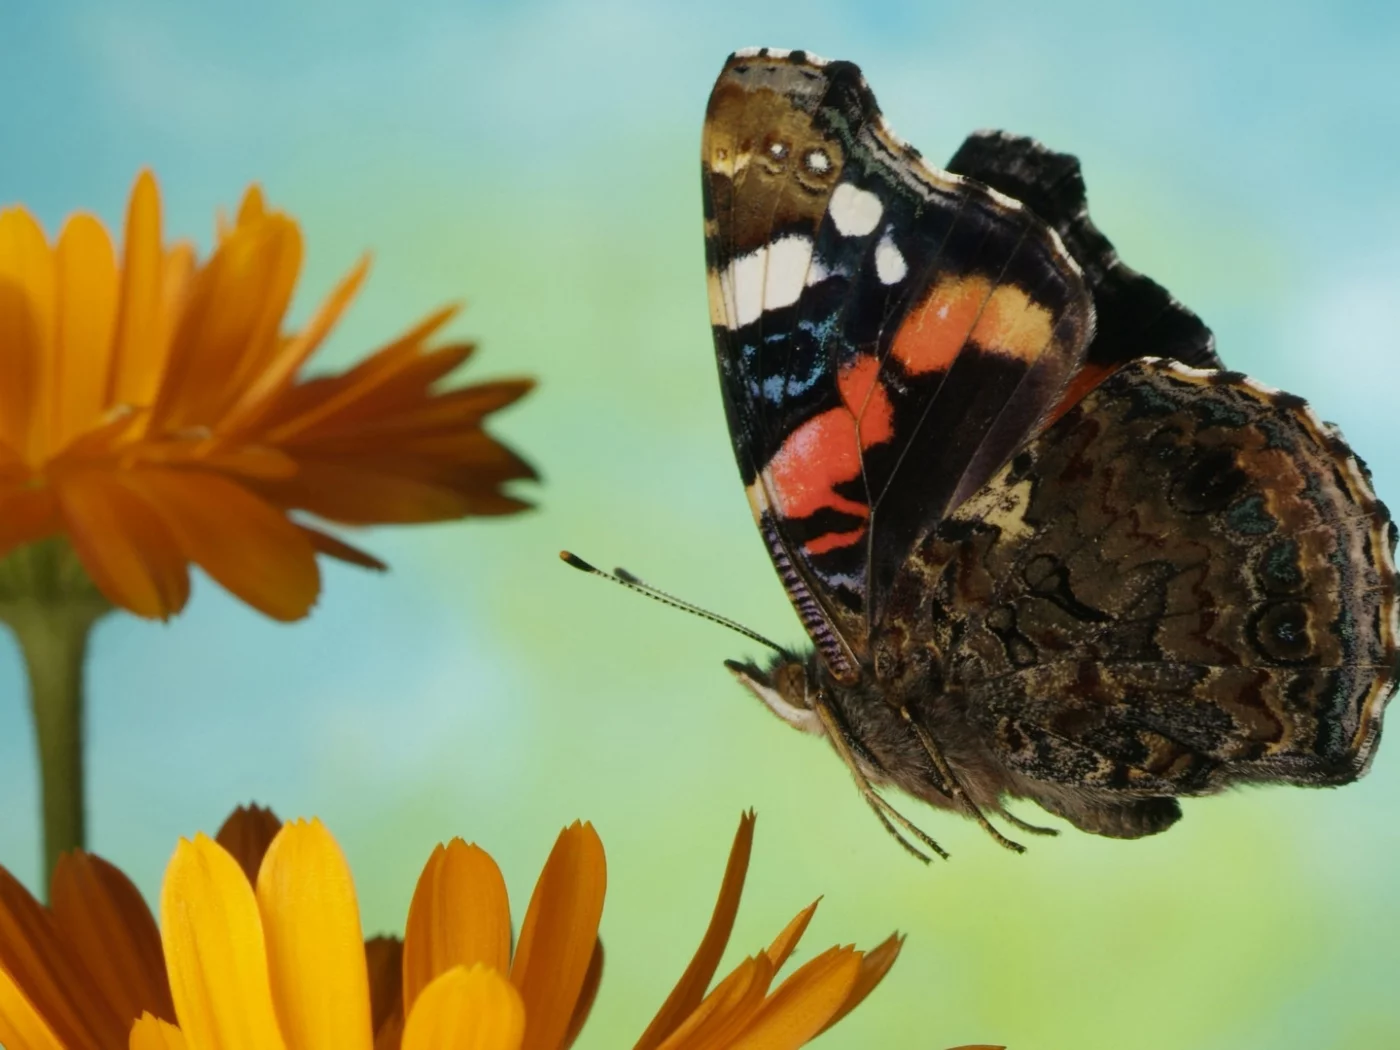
[0,538,111,894]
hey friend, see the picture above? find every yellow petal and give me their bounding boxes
[214,804,283,885]
[726,947,861,1050]
[0,964,65,1050]
[365,936,404,1036]
[255,819,373,1050]
[814,932,903,1037]
[50,213,119,455]
[510,822,606,1050]
[403,840,511,1015]
[129,1012,190,1050]
[121,468,319,620]
[50,851,175,1025]
[55,470,191,619]
[402,966,524,1050]
[160,834,287,1050]
[634,811,754,1050]
[561,940,602,1050]
[0,862,125,1050]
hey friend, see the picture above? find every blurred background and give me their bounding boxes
[2,1,1399,1047]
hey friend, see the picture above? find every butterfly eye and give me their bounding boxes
[804,148,832,174]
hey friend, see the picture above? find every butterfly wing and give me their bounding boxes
[703,50,1094,680]
[945,130,1222,419]
[891,358,1397,830]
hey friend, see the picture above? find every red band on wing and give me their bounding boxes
[765,355,893,555]
[889,275,990,375]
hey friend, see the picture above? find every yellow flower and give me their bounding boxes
[0,172,534,622]
[0,809,913,1050]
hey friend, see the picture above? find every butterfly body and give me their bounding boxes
[704,49,1397,849]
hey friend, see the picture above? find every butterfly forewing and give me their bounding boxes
[703,49,1095,677]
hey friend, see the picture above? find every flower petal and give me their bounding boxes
[403,840,511,1015]
[121,468,319,621]
[763,901,817,977]
[108,172,169,414]
[129,1012,190,1050]
[255,819,373,1050]
[50,850,176,1025]
[365,936,404,1036]
[634,811,754,1050]
[55,470,191,619]
[214,804,283,886]
[561,939,603,1050]
[813,932,903,1037]
[297,524,387,571]
[726,947,861,1050]
[0,964,65,1050]
[653,954,775,1050]
[50,214,119,455]
[510,822,606,1050]
[160,833,287,1050]
[402,966,524,1050]
[0,863,125,1050]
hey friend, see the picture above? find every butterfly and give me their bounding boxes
[700,48,1398,857]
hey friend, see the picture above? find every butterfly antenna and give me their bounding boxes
[559,551,790,657]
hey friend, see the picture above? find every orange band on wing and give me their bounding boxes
[889,275,991,375]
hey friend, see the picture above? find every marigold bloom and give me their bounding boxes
[0,808,926,1049]
[0,172,535,622]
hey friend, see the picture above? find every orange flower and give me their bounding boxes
[0,809,916,1049]
[0,172,534,621]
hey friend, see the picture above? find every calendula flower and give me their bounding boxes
[0,173,535,880]
[0,808,925,1049]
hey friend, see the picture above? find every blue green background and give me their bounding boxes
[3,2,1399,1047]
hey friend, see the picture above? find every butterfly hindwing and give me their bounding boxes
[883,358,1397,833]
[703,49,1095,679]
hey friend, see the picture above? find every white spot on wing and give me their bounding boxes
[727,236,815,328]
[828,183,883,237]
[875,233,907,285]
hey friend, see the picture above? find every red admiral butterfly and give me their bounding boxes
[565,49,1398,859]
[693,48,1398,858]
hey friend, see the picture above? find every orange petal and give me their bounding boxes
[510,822,606,1050]
[0,486,60,561]
[253,460,523,525]
[763,901,818,977]
[129,1012,189,1050]
[726,947,861,1050]
[50,214,119,455]
[0,964,65,1050]
[153,213,302,430]
[108,172,169,414]
[403,840,511,1015]
[653,954,776,1050]
[50,851,175,1025]
[219,255,370,433]
[121,468,319,620]
[0,861,126,1050]
[402,965,524,1050]
[256,819,373,1050]
[0,279,43,461]
[374,1011,405,1050]
[561,939,603,1050]
[634,812,754,1050]
[814,932,903,1037]
[215,804,283,885]
[160,834,287,1050]
[55,470,191,619]
[298,524,387,571]
[365,936,404,1036]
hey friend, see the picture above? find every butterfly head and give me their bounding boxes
[724,655,827,737]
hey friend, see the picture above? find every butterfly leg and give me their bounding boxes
[814,700,949,862]
[997,806,1060,837]
[900,706,1028,854]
